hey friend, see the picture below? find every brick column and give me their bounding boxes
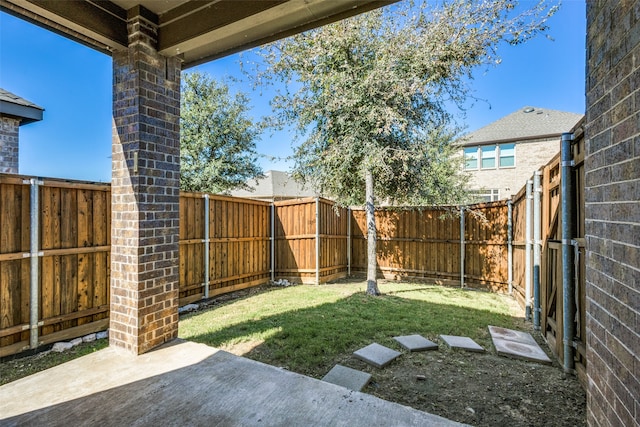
[110,6,182,355]
[585,2,640,426]
[0,116,20,173]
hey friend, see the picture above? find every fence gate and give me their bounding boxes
[540,121,586,385]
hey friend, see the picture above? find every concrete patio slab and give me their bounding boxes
[353,343,402,368]
[439,335,485,353]
[321,364,371,391]
[0,340,464,427]
[393,334,439,351]
[488,326,552,365]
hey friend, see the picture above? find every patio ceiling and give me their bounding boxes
[0,0,395,68]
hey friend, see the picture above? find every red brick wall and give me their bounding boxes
[0,116,19,174]
[585,2,640,426]
[110,10,182,355]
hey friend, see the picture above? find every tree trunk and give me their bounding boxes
[365,168,380,295]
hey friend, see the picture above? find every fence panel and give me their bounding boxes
[538,125,586,384]
[179,193,206,304]
[511,120,586,385]
[209,195,271,297]
[465,202,509,291]
[274,198,347,284]
[0,176,30,355]
[274,198,315,283]
[350,203,508,291]
[179,193,271,305]
[37,180,111,347]
[317,199,348,282]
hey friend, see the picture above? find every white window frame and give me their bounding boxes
[498,143,516,168]
[469,188,500,202]
[463,143,517,170]
[463,147,479,170]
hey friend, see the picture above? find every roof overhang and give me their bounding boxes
[0,0,395,68]
[0,99,44,125]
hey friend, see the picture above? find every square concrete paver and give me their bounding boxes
[492,338,552,364]
[488,325,538,346]
[353,343,402,368]
[439,335,485,353]
[393,335,439,351]
[322,364,372,391]
[488,326,552,365]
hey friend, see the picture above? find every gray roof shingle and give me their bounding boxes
[463,107,583,146]
[0,88,44,125]
[231,170,316,200]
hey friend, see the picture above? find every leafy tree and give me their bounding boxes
[257,0,557,295]
[180,72,263,193]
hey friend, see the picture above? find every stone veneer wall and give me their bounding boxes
[585,1,640,426]
[0,116,20,173]
[109,9,182,355]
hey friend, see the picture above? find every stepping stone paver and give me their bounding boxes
[353,343,402,368]
[488,326,552,365]
[322,364,372,391]
[439,335,485,353]
[488,325,538,346]
[393,334,439,351]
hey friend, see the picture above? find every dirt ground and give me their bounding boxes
[340,330,586,426]
[218,286,586,427]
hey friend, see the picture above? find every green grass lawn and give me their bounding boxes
[0,340,108,386]
[179,280,522,378]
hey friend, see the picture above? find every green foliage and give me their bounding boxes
[256,0,557,206]
[180,72,263,194]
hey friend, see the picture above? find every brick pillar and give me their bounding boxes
[0,116,20,173]
[585,2,640,426]
[110,6,182,355]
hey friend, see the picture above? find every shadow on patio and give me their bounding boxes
[0,338,461,426]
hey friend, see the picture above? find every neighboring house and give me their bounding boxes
[461,107,583,201]
[0,88,44,174]
[230,170,316,201]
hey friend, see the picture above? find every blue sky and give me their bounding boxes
[0,1,585,183]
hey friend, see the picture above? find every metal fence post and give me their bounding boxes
[507,199,513,295]
[347,207,351,277]
[525,179,533,321]
[270,203,275,282]
[28,178,43,350]
[203,194,210,299]
[533,171,542,330]
[460,206,465,289]
[315,197,320,285]
[561,132,576,373]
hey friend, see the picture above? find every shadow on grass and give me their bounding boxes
[181,285,522,378]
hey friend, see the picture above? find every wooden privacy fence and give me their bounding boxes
[510,119,586,385]
[0,175,111,357]
[179,193,271,306]
[1,175,523,358]
[274,198,349,284]
[350,201,509,292]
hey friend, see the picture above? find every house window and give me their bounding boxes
[463,143,516,170]
[464,147,478,169]
[499,143,515,167]
[470,189,500,202]
[481,145,496,168]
